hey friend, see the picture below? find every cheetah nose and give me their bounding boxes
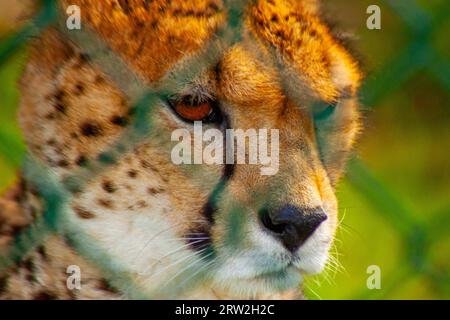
[260,205,328,252]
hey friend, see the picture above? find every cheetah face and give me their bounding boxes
[20,0,361,299]
[161,44,361,298]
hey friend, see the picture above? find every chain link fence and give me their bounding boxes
[0,0,449,299]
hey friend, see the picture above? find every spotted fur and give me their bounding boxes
[0,0,361,299]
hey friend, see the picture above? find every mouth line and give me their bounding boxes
[249,262,300,281]
[254,269,289,280]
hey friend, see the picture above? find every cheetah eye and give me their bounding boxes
[167,96,223,124]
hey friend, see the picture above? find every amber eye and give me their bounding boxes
[168,97,222,123]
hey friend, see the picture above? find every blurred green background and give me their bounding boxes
[0,0,449,299]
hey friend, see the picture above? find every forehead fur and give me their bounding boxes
[60,0,361,97]
[61,0,226,82]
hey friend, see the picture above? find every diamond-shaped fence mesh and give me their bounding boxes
[0,0,449,299]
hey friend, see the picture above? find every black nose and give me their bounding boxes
[260,205,328,252]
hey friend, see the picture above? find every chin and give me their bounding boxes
[208,220,333,299]
[293,222,334,275]
[211,266,302,299]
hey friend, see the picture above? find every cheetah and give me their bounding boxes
[0,0,362,299]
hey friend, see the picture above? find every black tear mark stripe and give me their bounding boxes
[202,113,235,223]
[189,160,234,253]
[201,162,235,224]
[187,115,235,252]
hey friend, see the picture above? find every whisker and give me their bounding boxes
[162,251,214,287]
[143,243,209,277]
[304,282,322,300]
[146,247,209,280]
[168,254,216,293]
[140,239,208,276]
[130,218,210,264]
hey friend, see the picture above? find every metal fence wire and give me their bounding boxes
[0,0,449,299]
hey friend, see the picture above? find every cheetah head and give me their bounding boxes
[19,0,362,299]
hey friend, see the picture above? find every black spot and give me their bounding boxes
[37,246,48,261]
[46,113,56,120]
[79,53,91,63]
[118,0,131,14]
[321,54,331,68]
[150,20,158,29]
[80,122,102,137]
[29,185,40,197]
[140,160,150,169]
[135,21,144,30]
[208,2,220,13]
[94,75,105,84]
[310,29,319,38]
[7,225,24,237]
[97,199,113,209]
[102,181,116,193]
[147,187,162,195]
[214,61,223,86]
[143,0,151,11]
[137,200,147,208]
[255,18,264,28]
[57,159,69,168]
[54,90,65,102]
[20,258,36,273]
[76,155,88,167]
[74,83,85,95]
[74,206,95,219]
[111,115,128,127]
[26,273,38,284]
[275,30,286,40]
[168,35,177,43]
[54,103,66,114]
[34,291,57,300]
[127,170,138,178]
[76,53,91,68]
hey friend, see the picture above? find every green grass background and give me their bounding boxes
[0,0,449,299]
